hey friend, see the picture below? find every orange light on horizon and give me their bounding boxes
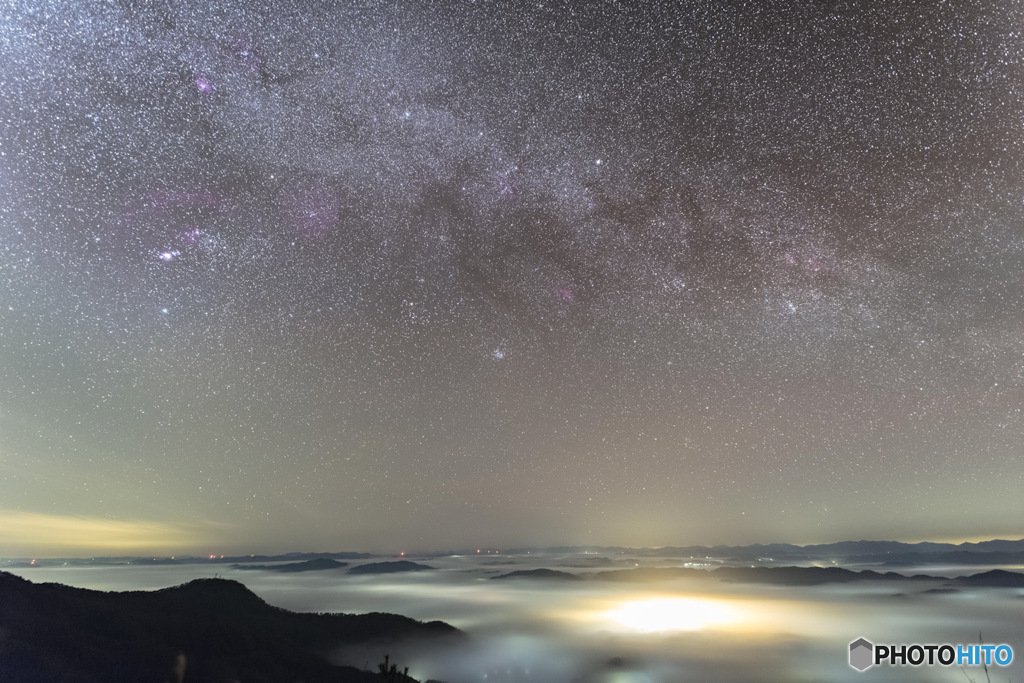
[0,508,212,557]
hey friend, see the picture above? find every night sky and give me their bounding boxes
[2,0,1023,556]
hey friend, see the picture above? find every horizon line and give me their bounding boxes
[5,533,1024,562]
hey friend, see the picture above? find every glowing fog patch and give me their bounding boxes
[605,597,740,632]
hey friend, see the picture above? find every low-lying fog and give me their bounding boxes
[8,553,1024,682]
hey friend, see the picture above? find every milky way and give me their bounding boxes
[2,0,1023,554]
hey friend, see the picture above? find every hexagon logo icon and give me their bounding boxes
[849,637,874,671]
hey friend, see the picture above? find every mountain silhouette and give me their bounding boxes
[490,568,584,581]
[231,557,349,572]
[347,561,433,574]
[0,571,458,683]
[586,565,1024,587]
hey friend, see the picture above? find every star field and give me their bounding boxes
[1,0,1023,554]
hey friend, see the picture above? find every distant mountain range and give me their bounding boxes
[347,561,434,575]
[1,551,374,568]
[482,538,1024,567]
[228,558,436,575]
[491,568,584,581]
[231,558,349,572]
[520,538,1024,563]
[0,571,457,683]
[4,538,1024,567]
[492,565,1024,588]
